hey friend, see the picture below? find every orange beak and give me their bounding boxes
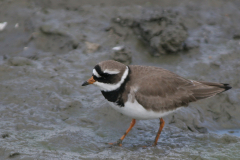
[82,76,96,86]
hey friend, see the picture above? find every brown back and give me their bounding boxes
[123,65,229,112]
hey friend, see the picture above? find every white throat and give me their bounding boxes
[94,66,129,91]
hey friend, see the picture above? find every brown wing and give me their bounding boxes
[132,68,227,112]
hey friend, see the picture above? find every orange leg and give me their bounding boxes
[153,118,165,146]
[109,119,136,146]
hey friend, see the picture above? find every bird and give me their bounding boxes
[82,60,232,146]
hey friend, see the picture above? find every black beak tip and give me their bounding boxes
[82,81,89,86]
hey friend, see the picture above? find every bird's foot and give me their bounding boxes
[152,143,157,147]
[142,143,157,148]
[107,139,122,146]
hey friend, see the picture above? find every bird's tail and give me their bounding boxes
[191,81,232,100]
[200,82,232,91]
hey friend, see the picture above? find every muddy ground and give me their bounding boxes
[0,0,240,159]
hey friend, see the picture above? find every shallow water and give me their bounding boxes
[216,130,240,137]
[0,0,240,159]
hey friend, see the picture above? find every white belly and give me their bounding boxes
[108,99,181,120]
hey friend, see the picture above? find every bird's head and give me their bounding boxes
[82,60,129,92]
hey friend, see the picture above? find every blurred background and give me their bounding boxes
[0,0,240,159]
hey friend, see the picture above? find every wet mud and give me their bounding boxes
[0,0,240,159]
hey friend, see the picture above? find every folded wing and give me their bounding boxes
[134,72,230,112]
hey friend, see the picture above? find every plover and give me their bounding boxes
[82,60,231,146]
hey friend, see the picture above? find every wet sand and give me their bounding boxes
[0,0,240,159]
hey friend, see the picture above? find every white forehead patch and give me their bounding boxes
[103,69,120,74]
[93,69,101,78]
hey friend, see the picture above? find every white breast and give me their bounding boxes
[108,98,181,120]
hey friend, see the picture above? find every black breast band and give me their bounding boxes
[101,67,131,107]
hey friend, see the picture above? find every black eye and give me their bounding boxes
[103,74,109,79]
[99,74,109,80]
